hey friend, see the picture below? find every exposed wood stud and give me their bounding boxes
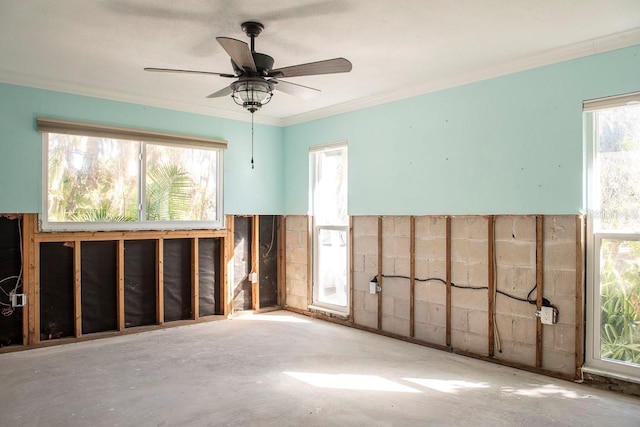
[221,230,229,316]
[445,216,452,347]
[224,215,234,316]
[536,215,544,368]
[349,216,355,322]
[487,216,495,357]
[192,238,200,320]
[410,216,416,338]
[74,240,82,337]
[157,238,164,325]
[278,216,287,308]
[575,215,585,379]
[377,216,383,330]
[307,215,313,308]
[251,215,260,311]
[22,214,38,345]
[117,240,125,331]
[32,229,226,243]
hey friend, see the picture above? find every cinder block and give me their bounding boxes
[286,230,303,248]
[353,271,371,292]
[364,292,378,312]
[467,217,488,240]
[354,308,377,329]
[541,350,575,375]
[394,256,411,277]
[451,261,468,284]
[414,301,428,324]
[451,331,488,355]
[551,324,575,351]
[544,215,576,243]
[468,310,488,336]
[495,314,515,342]
[544,241,576,270]
[382,216,395,237]
[354,235,378,257]
[353,216,378,237]
[468,262,489,287]
[451,307,468,332]
[452,286,487,311]
[382,277,410,299]
[427,303,446,327]
[415,216,446,239]
[496,265,536,290]
[496,240,534,267]
[513,317,536,345]
[415,322,446,346]
[394,216,411,237]
[467,240,488,264]
[451,240,469,262]
[394,298,411,320]
[427,260,446,280]
[495,216,536,242]
[451,217,468,239]
[286,215,308,231]
[495,293,535,318]
[286,247,308,264]
[544,269,577,298]
[382,315,410,336]
[382,295,395,316]
[415,259,429,280]
[383,236,410,258]
[425,281,446,303]
[496,341,536,367]
[353,290,365,310]
[353,253,365,273]
[551,296,576,326]
[415,238,446,261]
[364,254,378,273]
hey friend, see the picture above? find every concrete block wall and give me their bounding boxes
[494,216,538,366]
[381,217,411,336]
[542,216,578,376]
[284,216,309,311]
[285,214,582,378]
[353,216,378,328]
[414,217,447,345]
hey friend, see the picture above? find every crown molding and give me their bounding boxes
[282,27,640,127]
[0,70,284,127]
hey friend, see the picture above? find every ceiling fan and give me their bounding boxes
[144,21,352,113]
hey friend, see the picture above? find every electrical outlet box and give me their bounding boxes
[10,292,26,308]
[369,281,377,294]
[537,306,558,325]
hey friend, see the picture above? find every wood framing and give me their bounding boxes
[157,238,164,325]
[445,216,452,347]
[409,216,416,338]
[349,216,354,322]
[307,215,313,307]
[22,214,38,345]
[191,238,200,320]
[251,216,260,311]
[575,215,585,379]
[487,216,495,357]
[278,216,287,308]
[74,241,82,337]
[117,240,125,330]
[377,216,383,330]
[536,215,544,368]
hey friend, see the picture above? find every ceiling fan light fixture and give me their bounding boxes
[231,78,274,113]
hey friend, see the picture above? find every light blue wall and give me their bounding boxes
[0,83,283,214]
[284,45,640,215]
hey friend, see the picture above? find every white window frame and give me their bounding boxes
[584,93,640,382]
[38,118,225,232]
[309,142,349,316]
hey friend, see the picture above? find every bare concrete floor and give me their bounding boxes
[1,311,639,426]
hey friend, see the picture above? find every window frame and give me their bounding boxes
[38,118,225,232]
[584,93,640,382]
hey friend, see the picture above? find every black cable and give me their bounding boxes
[376,274,556,308]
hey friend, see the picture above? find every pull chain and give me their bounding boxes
[251,112,255,169]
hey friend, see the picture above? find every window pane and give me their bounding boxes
[600,239,640,366]
[145,144,217,221]
[595,105,640,232]
[316,228,348,307]
[314,148,348,226]
[47,134,139,222]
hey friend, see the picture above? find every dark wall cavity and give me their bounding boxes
[233,216,252,311]
[163,239,192,322]
[81,241,117,334]
[40,242,74,340]
[198,238,220,316]
[124,240,156,327]
[0,217,23,346]
[259,215,278,308]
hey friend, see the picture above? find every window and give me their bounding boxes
[585,94,640,380]
[309,142,348,314]
[39,118,225,231]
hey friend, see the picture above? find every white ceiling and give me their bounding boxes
[1,0,639,126]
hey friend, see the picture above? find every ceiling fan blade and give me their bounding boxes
[272,79,320,100]
[206,86,233,98]
[269,58,352,78]
[216,37,257,72]
[144,67,235,78]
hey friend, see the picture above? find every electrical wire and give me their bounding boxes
[376,274,556,308]
[262,215,276,258]
[0,218,23,316]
